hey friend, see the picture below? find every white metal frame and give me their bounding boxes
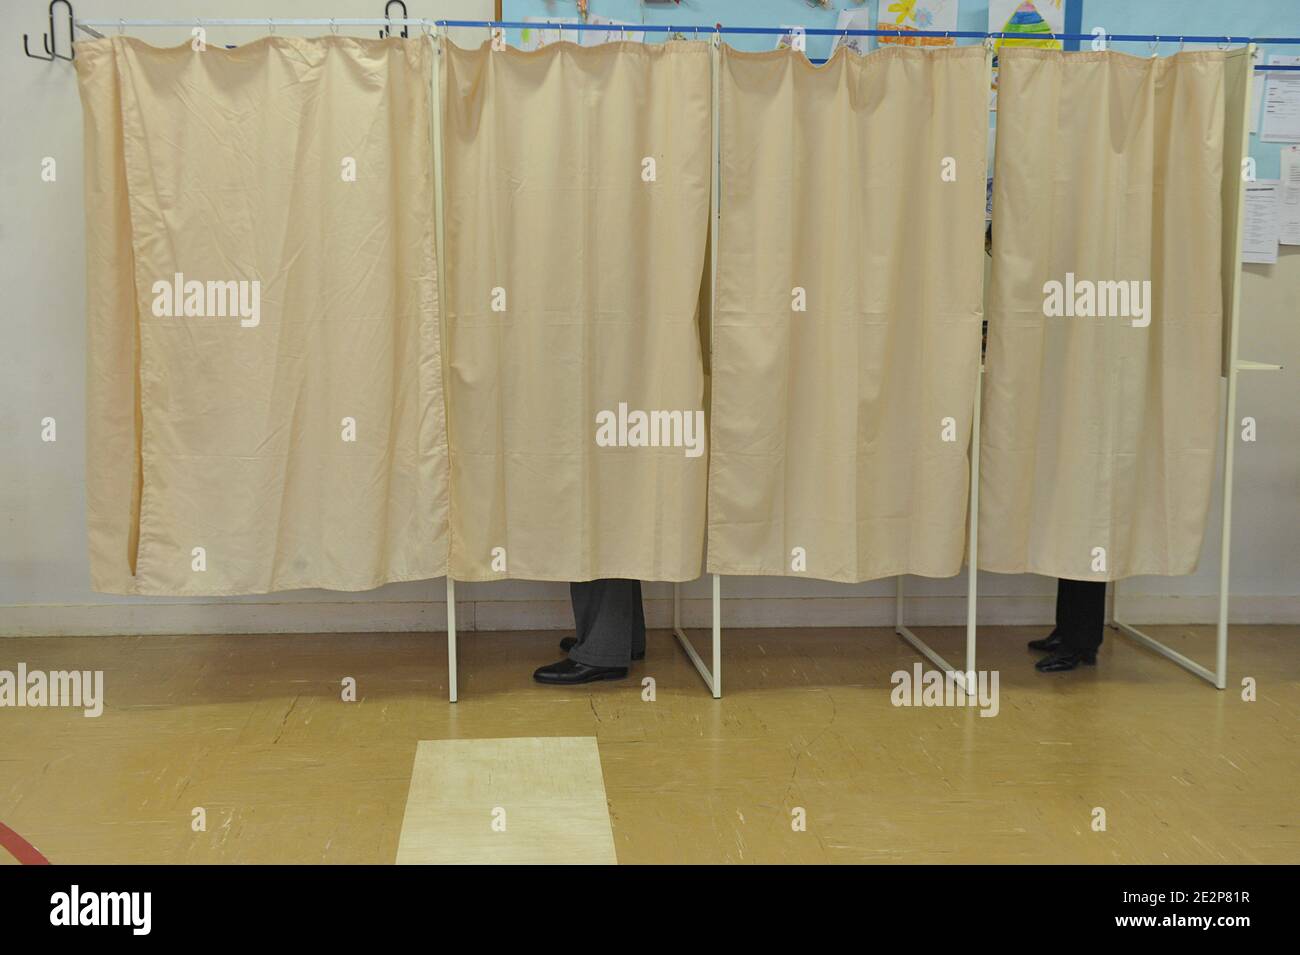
[895,364,984,694]
[74,23,1275,697]
[667,33,725,701]
[446,577,458,702]
[672,576,723,698]
[891,43,996,692]
[1109,44,1281,689]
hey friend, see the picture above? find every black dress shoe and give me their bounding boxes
[558,635,644,661]
[1035,648,1097,672]
[1028,629,1063,652]
[533,658,629,685]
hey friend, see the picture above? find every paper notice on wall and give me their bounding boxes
[776,26,806,52]
[1260,55,1300,143]
[582,16,645,46]
[1242,181,1280,264]
[519,17,581,51]
[832,9,875,55]
[1279,147,1300,245]
[877,0,960,47]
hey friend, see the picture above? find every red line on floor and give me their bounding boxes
[0,822,50,865]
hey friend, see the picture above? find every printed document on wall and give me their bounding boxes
[1260,56,1300,143]
[1242,181,1280,265]
[1279,147,1300,245]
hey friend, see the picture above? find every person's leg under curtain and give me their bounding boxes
[1028,578,1072,651]
[1036,578,1106,671]
[567,579,645,669]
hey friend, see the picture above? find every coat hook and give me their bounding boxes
[381,0,409,40]
[24,0,74,62]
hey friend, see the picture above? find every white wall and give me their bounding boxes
[1,1,1296,637]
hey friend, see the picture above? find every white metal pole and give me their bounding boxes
[1215,44,1257,691]
[895,575,904,631]
[711,574,722,699]
[707,33,723,701]
[446,576,458,702]
[966,364,983,678]
[433,29,457,704]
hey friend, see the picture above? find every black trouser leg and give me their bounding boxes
[1056,578,1107,653]
[568,579,645,669]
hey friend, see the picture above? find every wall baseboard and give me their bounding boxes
[1,594,1296,637]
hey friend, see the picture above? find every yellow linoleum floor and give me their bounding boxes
[0,625,1295,864]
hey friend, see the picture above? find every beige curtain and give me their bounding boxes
[75,36,448,595]
[707,45,990,583]
[979,48,1249,581]
[440,41,710,582]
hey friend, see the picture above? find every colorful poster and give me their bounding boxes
[988,0,1066,51]
[519,16,582,51]
[582,16,646,46]
[877,1,960,48]
[987,1,1068,109]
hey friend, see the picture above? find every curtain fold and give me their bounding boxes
[978,48,1248,581]
[75,36,448,595]
[707,44,990,583]
[440,40,711,582]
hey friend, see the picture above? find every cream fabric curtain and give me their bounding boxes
[707,45,990,583]
[979,48,1249,581]
[75,36,448,595]
[440,41,710,582]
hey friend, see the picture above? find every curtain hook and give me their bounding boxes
[422,20,431,38]
[1218,36,1230,51]
[1148,37,1159,58]
[330,18,338,35]
[268,18,276,36]
[117,17,124,35]
[1178,36,1185,54]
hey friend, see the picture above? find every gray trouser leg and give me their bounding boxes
[568,579,645,668]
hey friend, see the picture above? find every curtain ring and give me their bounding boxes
[1178,36,1185,53]
[421,21,432,38]
[1218,36,1230,51]
[268,18,276,36]
[117,17,125,35]
[1148,37,1159,58]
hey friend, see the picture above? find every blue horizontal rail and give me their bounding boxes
[435,20,1300,68]
[436,20,1300,46]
